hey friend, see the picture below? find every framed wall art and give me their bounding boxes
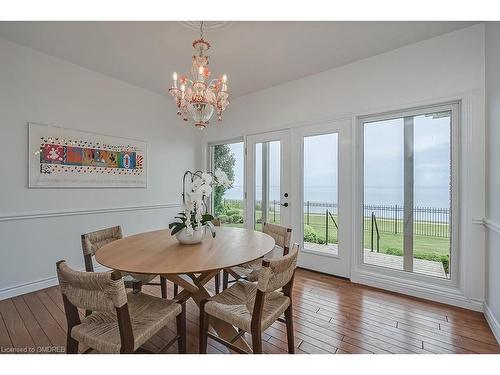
[28,122,147,188]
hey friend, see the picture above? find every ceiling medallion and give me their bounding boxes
[168,21,230,129]
[179,21,234,32]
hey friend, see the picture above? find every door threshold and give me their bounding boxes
[297,266,350,281]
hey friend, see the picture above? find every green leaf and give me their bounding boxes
[170,223,186,235]
[202,213,214,221]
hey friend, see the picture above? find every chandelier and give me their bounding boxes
[168,21,230,129]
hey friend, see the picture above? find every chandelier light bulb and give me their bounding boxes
[173,72,178,80]
[222,74,227,83]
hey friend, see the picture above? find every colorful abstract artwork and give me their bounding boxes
[29,123,147,188]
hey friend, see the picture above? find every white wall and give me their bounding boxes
[203,24,486,310]
[485,22,500,343]
[0,37,201,299]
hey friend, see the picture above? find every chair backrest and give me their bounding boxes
[263,223,292,254]
[56,260,135,353]
[257,243,299,293]
[81,226,122,271]
[57,260,127,313]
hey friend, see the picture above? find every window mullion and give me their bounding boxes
[403,116,414,272]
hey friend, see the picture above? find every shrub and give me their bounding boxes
[231,214,243,223]
[304,225,318,243]
[226,209,240,216]
[384,247,403,256]
[219,214,230,224]
[440,255,449,274]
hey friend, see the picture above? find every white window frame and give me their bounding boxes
[353,101,460,288]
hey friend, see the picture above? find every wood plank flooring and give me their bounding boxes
[0,268,498,354]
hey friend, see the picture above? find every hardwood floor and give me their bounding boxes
[0,268,498,354]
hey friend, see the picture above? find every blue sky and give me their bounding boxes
[222,112,451,206]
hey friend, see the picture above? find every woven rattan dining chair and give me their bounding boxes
[56,260,186,354]
[199,243,299,354]
[173,218,221,297]
[222,223,292,290]
[81,226,168,304]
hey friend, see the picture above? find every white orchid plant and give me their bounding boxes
[169,169,232,236]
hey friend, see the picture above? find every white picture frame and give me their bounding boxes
[28,122,148,188]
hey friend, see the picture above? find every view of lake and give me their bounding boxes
[223,185,450,208]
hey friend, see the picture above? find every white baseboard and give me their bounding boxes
[484,303,500,344]
[0,265,108,301]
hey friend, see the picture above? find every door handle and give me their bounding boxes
[281,202,289,207]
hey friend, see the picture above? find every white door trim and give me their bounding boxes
[245,130,291,229]
[292,119,352,278]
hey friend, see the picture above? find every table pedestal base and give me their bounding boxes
[165,271,252,353]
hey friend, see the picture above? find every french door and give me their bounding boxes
[246,130,291,230]
[292,120,352,278]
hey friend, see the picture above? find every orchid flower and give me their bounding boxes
[169,169,233,237]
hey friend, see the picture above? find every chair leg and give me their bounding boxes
[66,334,79,354]
[199,300,209,354]
[222,270,229,290]
[132,281,142,294]
[173,283,178,296]
[251,328,262,354]
[160,276,167,299]
[284,305,295,354]
[176,303,186,354]
[214,272,220,294]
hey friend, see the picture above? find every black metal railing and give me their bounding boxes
[371,212,380,252]
[222,199,450,239]
[325,209,338,245]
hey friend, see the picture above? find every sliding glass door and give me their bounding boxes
[361,104,457,280]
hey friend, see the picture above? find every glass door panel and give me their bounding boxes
[210,141,245,227]
[363,118,404,270]
[362,106,453,280]
[246,130,290,230]
[254,141,281,230]
[294,119,352,279]
[413,112,451,278]
[303,133,339,256]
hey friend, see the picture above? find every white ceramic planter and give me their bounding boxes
[175,227,205,244]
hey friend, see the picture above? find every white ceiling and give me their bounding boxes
[0,21,476,98]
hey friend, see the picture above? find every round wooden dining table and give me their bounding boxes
[95,226,275,352]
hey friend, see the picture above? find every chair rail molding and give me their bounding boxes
[0,203,181,222]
